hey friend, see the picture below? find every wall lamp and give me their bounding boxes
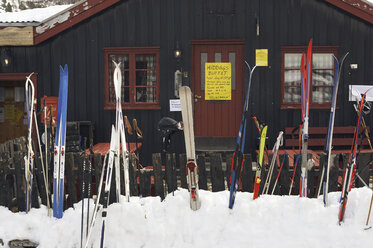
[1,48,11,67]
[174,42,182,59]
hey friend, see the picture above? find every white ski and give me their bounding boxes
[179,86,201,211]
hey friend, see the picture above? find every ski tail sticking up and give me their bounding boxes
[25,73,35,213]
[300,39,312,198]
[53,65,68,218]
[338,89,371,224]
[179,86,201,211]
[229,62,257,209]
[253,125,267,200]
[318,53,349,206]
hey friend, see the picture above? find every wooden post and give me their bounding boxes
[241,154,253,192]
[210,153,225,192]
[14,151,26,212]
[152,153,164,199]
[197,154,208,190]
[179,154,187,189]
[165,153,177,193]
[329,154,340,192]
[225,153,233,190]
[65,152,77,207]
[129,153,139,196]
[278,153,290,195]
[139,169,151,197]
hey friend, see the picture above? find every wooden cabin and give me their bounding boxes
[0,0,372,165]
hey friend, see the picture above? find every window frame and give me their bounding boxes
[281,46,338,109]
[104,46,161,110]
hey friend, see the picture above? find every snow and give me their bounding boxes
[0,187,373,248]
[0,5,71,23]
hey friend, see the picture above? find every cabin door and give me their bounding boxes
[191,40,244,138]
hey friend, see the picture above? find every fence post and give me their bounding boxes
[129,153,138,197]
[65,152,77,207]
[152,153,164,199]
[241,154,253,192]
[165,153,177,193]
[14,151,25,212]
[139,169,152,197]
[179,154,187,189]
[210,153,225,192]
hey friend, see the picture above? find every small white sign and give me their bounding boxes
[169,99,181,112]
[349,85,373,101]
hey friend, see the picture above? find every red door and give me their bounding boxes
[191,40,244,137]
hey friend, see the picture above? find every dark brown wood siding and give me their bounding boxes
[0,0,372,164]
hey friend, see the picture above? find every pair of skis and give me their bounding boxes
[53,65,69,218]
[228,62,257,209]
[25,73,35,213]
[338,89,372,224]
[179,86,201,211]
[317,53,349,206]
[299,39,312,198]
[99,61,131,247]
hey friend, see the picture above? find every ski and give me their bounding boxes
[300,39,312,198]
[100,126,117,247]
[25,73,35,213]
[253,125,267,200]
[317,53,349,206]
[53,65,68,218]
[113,61,130,202]
[262,131,283,195]
[228,62,257,209]
[179,86,201,211]
[338,89,371,224]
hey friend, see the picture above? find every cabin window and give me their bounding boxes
[281,46,338,109]
[104,47,160,110]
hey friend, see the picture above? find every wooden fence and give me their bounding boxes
[0,138,372,212]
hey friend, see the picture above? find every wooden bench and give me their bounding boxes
[284,126,371,151]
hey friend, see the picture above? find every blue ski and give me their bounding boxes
[228,62,257,209]
[318,53,349,206]
[53,65,69,218]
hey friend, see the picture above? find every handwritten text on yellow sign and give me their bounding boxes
[205,63,231,100]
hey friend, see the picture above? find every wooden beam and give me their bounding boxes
[0,26,33,46]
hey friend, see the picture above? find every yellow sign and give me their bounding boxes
[256,49,268,66]
[205,63,231,100]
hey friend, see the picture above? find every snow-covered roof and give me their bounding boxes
[0,0,121,45]
[0,5,73,26]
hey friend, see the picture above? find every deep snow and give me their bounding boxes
[0,187,373,248]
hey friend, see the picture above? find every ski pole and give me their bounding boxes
[271,152,287,195]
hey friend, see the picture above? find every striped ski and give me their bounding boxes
[53,65,68,218]
[100,126,117,247]
[300,39,312,197]
[339,89,371,224]
[25,73,35,213]
[253,125,267,200]
[179,86,201,211]
[228,62,257,209]
[317,52,349,206]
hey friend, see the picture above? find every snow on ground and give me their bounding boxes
[0,5,71,23]
[0,187,373,248]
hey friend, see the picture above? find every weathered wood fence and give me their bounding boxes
[0,137,372,212]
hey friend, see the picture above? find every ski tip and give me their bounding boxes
[64,64,68,71]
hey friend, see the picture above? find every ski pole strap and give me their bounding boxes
[133,119,143,139]
[124,116,133,135]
